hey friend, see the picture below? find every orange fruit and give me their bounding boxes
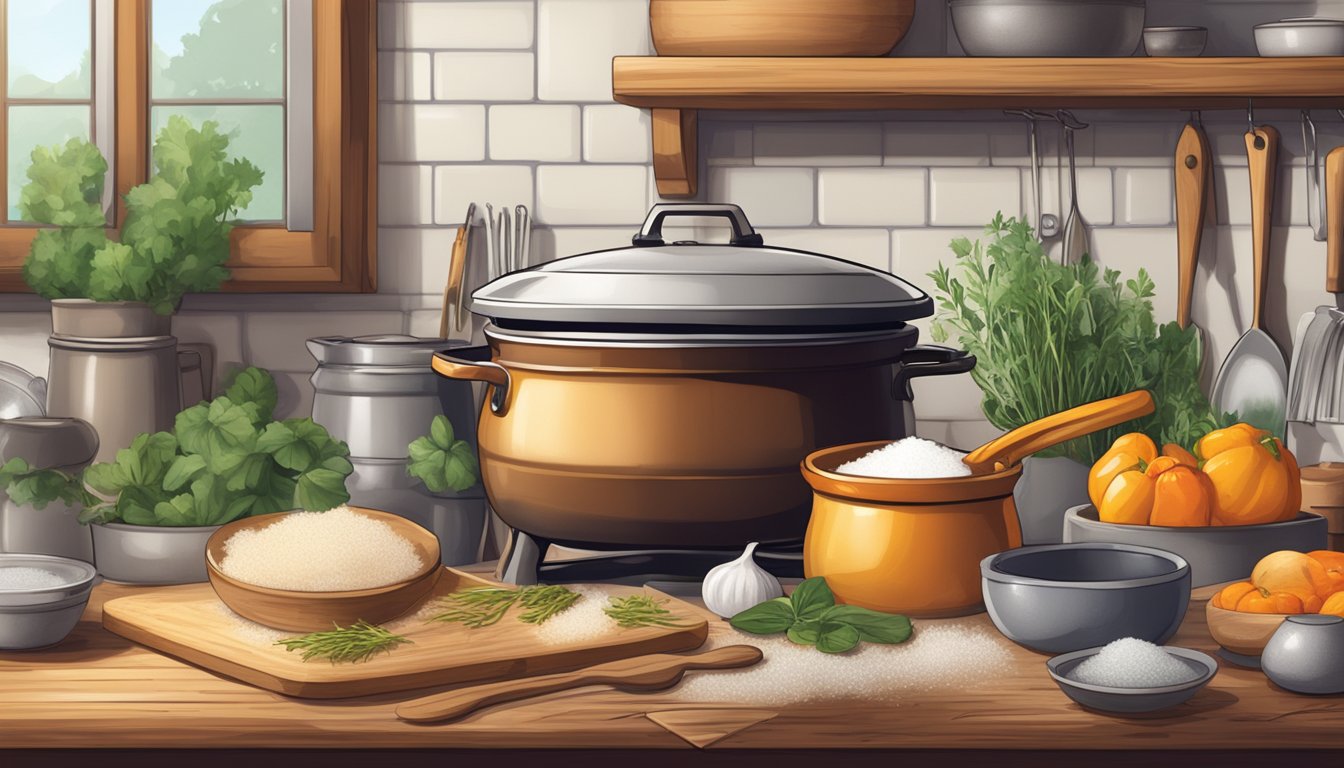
[1308,550,1344,595]
[1236,588,1305,614]
[1213,581,1256,610]
[1251,550,1333,603]
[1321,591,1344,617]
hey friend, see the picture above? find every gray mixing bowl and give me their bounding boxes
[982,543,1191,654]
[0,553,99,650]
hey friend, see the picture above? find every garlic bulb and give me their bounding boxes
[701,542,784,618]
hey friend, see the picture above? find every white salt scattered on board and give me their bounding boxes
[0,567,67,590]
[213,603,291,647]
[219,506,424,591]
[834,437,972,479]
[1068,638,1201,688]
[535,587,619,645]
[673,622,1013,705]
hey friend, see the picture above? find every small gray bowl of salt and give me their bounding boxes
[1046,638,1217,714]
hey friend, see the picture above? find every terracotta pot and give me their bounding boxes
[650,0,916,56]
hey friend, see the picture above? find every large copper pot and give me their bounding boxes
[431,204,974,573]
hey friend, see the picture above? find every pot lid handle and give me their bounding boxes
[632,203,765,248]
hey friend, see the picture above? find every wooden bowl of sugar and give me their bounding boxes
[205,506,441,632]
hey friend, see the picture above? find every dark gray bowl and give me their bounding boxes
[1063,505,1327,587]
[982,543,1191,654]
[1047,646,1218,714]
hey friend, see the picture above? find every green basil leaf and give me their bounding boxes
[153,495,197,526]
[250,472,297,516]
[295,467,350,511]
[429,415,454,450]
[786,620,820,646]
[820,605,913,645]
[257,421,316,472]
[789,577,835,621]
[729,597,795,635]
[223,367,277,423]
[82,461,127,495]
[0,457,31,486]
[163,454,207,492]
[815,621,860,654]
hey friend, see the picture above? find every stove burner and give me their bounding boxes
[496,530,804,587]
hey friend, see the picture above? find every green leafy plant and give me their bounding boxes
[406,415,479,494]
[276,621,411,664]
[20,116,264,315]
[730,577,913,654]
[429,584,580,628]
[928,214,1220,464]
[80,367,353,527]
[0,458,95,510]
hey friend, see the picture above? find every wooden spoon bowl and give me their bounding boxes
[205,507,442,632]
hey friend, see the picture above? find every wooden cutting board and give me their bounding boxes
[101,568,711,699]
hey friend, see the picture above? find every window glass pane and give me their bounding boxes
[7,105,92,220]
[7,0,92,99]
[152,0,284,100]
[150,105,284,221]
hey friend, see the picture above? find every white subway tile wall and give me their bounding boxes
[4,0,1342,447]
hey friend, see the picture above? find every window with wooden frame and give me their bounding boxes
[0,0,375,294]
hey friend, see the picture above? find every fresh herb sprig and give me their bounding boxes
[276,621,411,664]
[406,415,479,494]
[429,584,580,628]
[0,457,97,510]
[928,214,1221,461]
[730,577,913,654]
[603,594,692,629]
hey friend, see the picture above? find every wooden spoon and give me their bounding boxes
[396,645,764,724]
[961,390,1155,474]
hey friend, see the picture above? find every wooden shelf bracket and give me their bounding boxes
[652,108,698,199]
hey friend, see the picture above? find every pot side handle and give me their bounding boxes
[432,347,511,415]
[892,345,976,401]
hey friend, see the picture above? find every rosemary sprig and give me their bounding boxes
[604,594,692,629]
[429,584,580,628]
[275,621,411,664]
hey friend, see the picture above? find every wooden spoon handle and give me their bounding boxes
[395,645,763,724]
[440,225,467,339]
[1245,126,1279,330]
[1328,147,1344,293]
[1175,122,1210,329]
[962,390,1155,473]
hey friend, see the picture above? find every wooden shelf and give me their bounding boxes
[613,56,1344,196]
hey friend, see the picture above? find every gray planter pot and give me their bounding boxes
[91,522,218,584]
[1013,455,1091,545]
[0,497,94,563]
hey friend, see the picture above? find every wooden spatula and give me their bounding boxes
[396,645,763,724]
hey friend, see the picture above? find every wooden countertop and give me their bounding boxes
[2,577,1342,766]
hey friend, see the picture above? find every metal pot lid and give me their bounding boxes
[307,335,469,367]
[471,204,932,330]
[0,362,46,420]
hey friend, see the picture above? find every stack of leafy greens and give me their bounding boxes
[81,367,353,527]
[928,214,1219,465]
[406,415,479,494]
[730,577,913,654]
[20,117,263,315]
[0,458,94,511]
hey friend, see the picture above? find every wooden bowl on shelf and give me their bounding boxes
[205,507,442,632]
[1205,597,1291,666]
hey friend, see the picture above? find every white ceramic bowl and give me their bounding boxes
[1255,18,1344,57]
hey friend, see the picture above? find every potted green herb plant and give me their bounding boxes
[929,214,1217,544]
[80,367,354,584]
[21,118,263,464]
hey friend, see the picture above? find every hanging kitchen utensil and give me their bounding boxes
[1303,112,1328,242]
[396,645,764,724]
[498,207,513,278]
[1289,145,1344,423]
[1175,116,1211,362]
[514,204,531,271]
[485,203,498,281]
[1211,109,1289,436]
[1058,110,1090,264]
[1006,110,1059,239]
[440,203,475,339]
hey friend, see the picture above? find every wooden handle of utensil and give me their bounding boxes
[1175,122,1210,330]
[1246,126,1279,330]
[440,226,466,339]
[1328,147,1344,293]
[395,645,763,724]
[962,390,1155,474]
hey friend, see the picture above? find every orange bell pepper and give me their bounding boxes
[1198,424,1300,527]
[1088,433,1157,509]
[1097,467,1155,525]
[1148,464,1212,527]
[1161,443,1199,468]
[1236,588,1305,615]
